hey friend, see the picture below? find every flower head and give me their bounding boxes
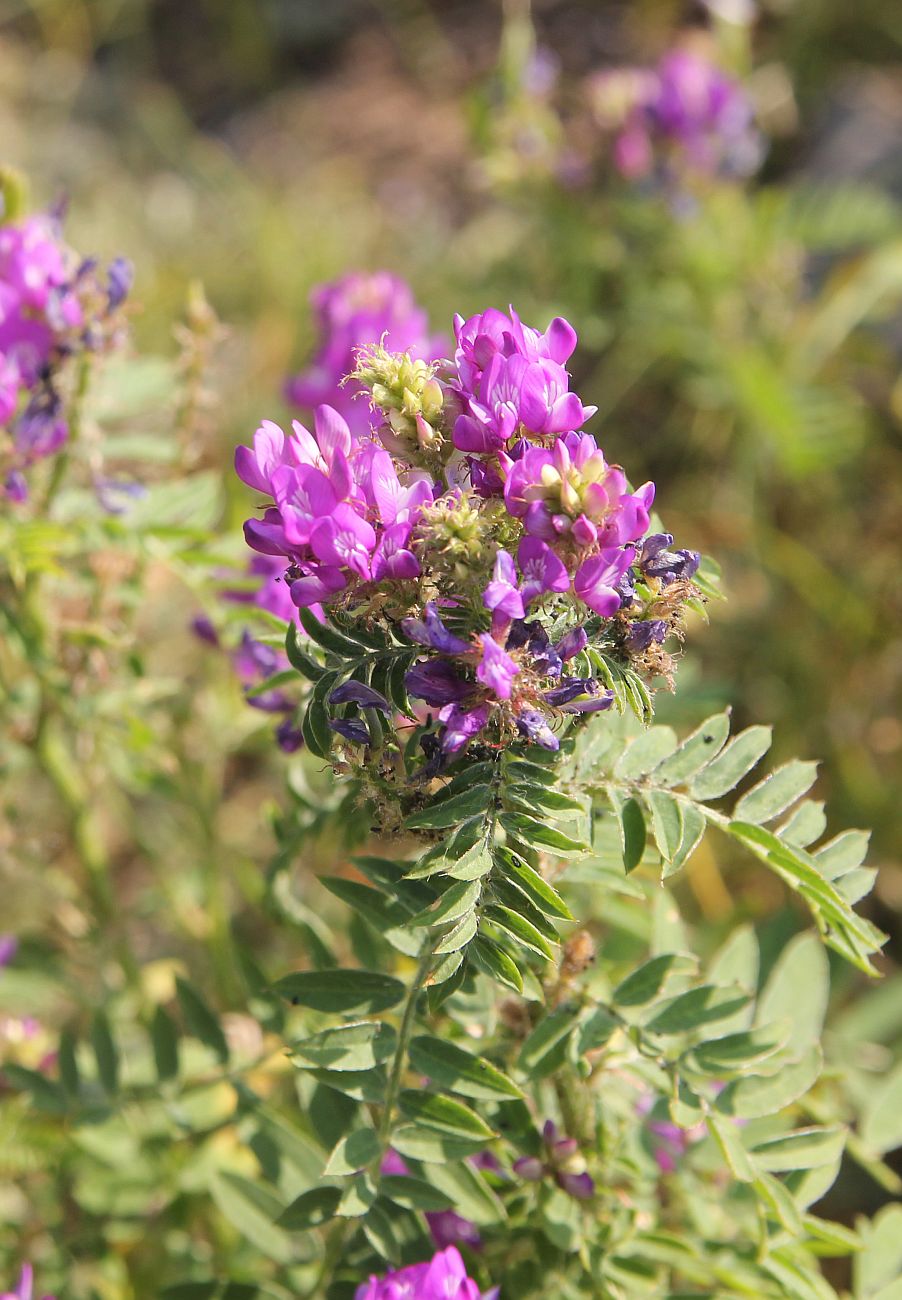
[355,1245,496,1300]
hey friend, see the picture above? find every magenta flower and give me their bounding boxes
[573,547,637,617]
[1,1264,54,1300]
[237,405,434,608]
[476,633,519,700]
[517,536,569,606]
[483,549,525,633]
[504,433,652,547]
[0,935,17,967]
[452,307,595,455]
[286,271,444,437]
[355,1245,496,1300]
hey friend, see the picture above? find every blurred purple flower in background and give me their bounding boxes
[589,46,762,184]
[286,271,444,436]
[1,1265,55,1300]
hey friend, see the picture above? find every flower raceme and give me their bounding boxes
[0,202,132,502]
[236,302,701,765]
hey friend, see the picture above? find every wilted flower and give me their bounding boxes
[355,1245,496,1300]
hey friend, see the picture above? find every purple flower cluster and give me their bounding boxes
[0,209,132,501]
[355,1246,496,1300]
[237,407,434,608]
[286,271,444,438]
[237,297,700,766]
[590,48,762,183]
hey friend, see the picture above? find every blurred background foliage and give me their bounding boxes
[1,0,901,1292]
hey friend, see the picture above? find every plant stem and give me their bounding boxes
[378,939,436,1149]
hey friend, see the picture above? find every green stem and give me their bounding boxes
[378,940,437,1149]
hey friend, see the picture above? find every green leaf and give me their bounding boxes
[302,671,339,759]
[398,1091,496,1139]
[715,1047,822,1119]
[273,969,405,1014]
[689,725,772,800]
[651,712,731,786]
[405,786,493,830]
[410,880,481,929]
[483,905,556,960]
[433,910,479,955]
[323,1128,381,1176]
[425,1160,507,1225]
[752,1126,846,1173]
[363,1199,403,1264]
[298,606,367,657]
[617,796,647,873]
[284,623,324,681]
[391,1125,488,1164]
[58,1029,80,1097]
[816,830,870,879]
[578,1006,619,1055]
[308,1067,387,1103]
[861,1062,902,1156]
[210,1172,292,1263]
[728,822,882,974]
[493,848,573,919]
[276,1190,340,1227]
[91,1011,120,1095]
[734,760,819,824]
[645,985,751,1035]
[469,937,523,993]
[856,1204,902,1297]
[754,1171,804,1235]
[380,1175,454,1212]
[688,1022,791,1073]
[321,877,421,955]
[337,1171,377,1218]
[408,1036,523,1100]
[176,978,229,1065]
[152,1006,180,1082]
[663,802,707,876]
[757,933,830,1050]
[518,1006,578,1079]
[645,789,684,863]
[292,1021,398,1072]
[499,812,588,858]
[779,800,827,848]
[613,954,696,1008]
[708,1113,755,1183]
[614,727,678,780]
[2,1064,67,1114]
